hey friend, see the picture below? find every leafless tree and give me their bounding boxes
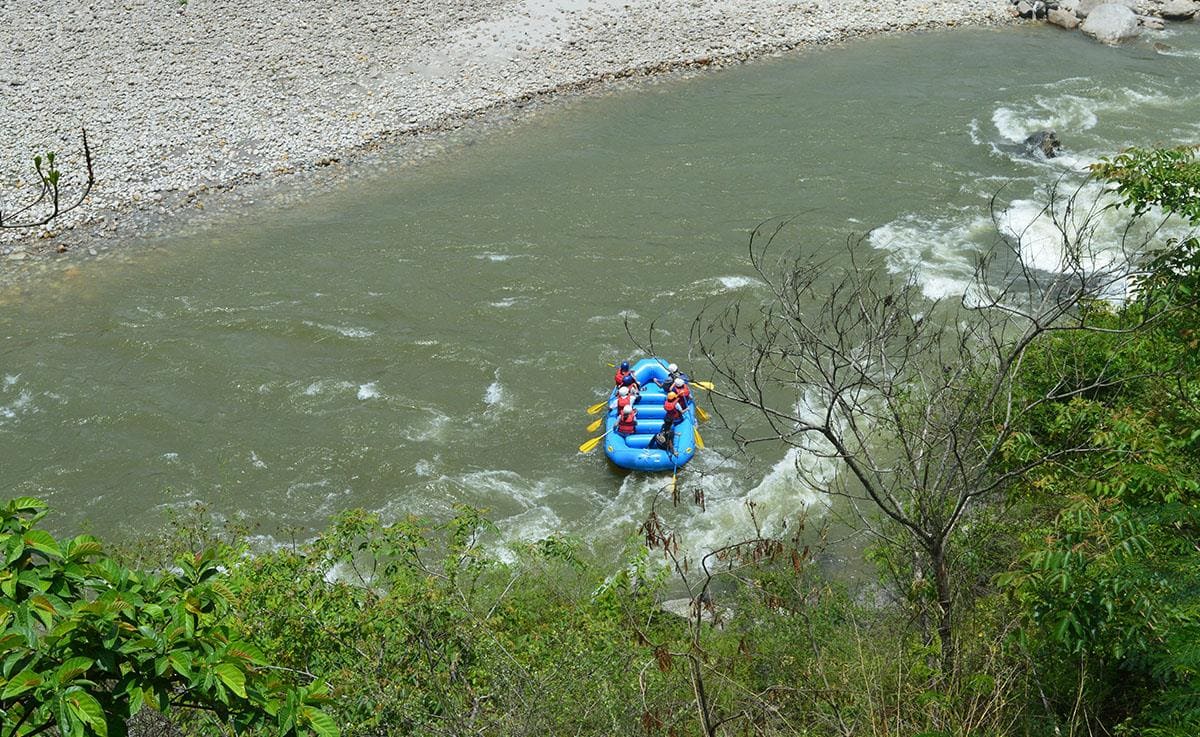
[637,488,820,737]
[689,179,1184,671]
[1,128,94,229]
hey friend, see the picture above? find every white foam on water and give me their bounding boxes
[992,85,1195,145]
[454,469,551,508]
[286,478,331,500]
[1154,46,1200,59]
[489,297,518,308]
[162,452,180,462]
[475,253,520,262]
[484,370,506,408]
[495,507,566,561]
[682,456,828,555]
[4,374,21,387]
[413,339,439,346]
[249,451,268,469]
[587,309,641,324]
[869,212,993,299]
[399,408,451,442]
[302,379,356,396]
[0,390,35,422]
[414,458,437,477]
[687,275,764,297]
[996,182,1129,277]
[357,382,380,400]
[302,320,375,339]
[993,94,1100,141]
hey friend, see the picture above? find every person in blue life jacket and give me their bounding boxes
[614,360,634,387]
[621,372,641,402]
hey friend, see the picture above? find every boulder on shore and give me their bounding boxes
[1075,0,1137,16]
[1024,130,1063,158]
[1081,4,1141,41]
[1159,0,1200,18]
[1048,7,1082,27]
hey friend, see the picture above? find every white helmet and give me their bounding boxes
[673,377,685,387]
[667,363,678,373]
[622,405,634,415]
[618,386,629,397]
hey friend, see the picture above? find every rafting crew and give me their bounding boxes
[616,404,638,436]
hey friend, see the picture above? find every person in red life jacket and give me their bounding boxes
[614,360,634,387]
[669,377,691,409]
[621,372,641,402]
[616,404,638,436]
[609,385,632,414]
[661,391,684,433]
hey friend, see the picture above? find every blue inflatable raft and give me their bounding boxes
[603,358,698,472]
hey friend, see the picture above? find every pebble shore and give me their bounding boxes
[0,0,1015,259]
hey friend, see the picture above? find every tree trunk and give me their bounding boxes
[932,543,955,673]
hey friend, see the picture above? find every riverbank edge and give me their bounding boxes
[1,13,1021,268]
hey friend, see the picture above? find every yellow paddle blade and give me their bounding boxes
[694,429,705,449]
[693,380,715,391]
[587,416,604,433]
[579,434,605,453]
[671,470,678,496]
[586,400,608,415]
[696,406,711,422]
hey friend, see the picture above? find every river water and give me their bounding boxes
[2,24,1198,551]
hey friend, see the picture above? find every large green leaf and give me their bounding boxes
[22,528,62,559]
[55,656,94,684]
[66,535,104,562]
[300,705,340,737]
[66,690,107,737]
[227,639,267,665]
[7,497,47,515]
[214,662,247,699]
[2,668,42,699]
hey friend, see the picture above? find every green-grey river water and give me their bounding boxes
[3,24,1199,550]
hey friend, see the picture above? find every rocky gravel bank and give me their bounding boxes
[0,0,1016,260]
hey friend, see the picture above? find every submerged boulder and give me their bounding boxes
[1081,4,1141,42]
[1024,130,1064,158]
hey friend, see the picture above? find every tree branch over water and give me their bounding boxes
[689,179,1191,671]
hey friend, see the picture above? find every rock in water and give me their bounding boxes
[1081,4,1141,42]
[1024,130,1063,158]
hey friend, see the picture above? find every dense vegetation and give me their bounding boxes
[3,146,1197,736]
